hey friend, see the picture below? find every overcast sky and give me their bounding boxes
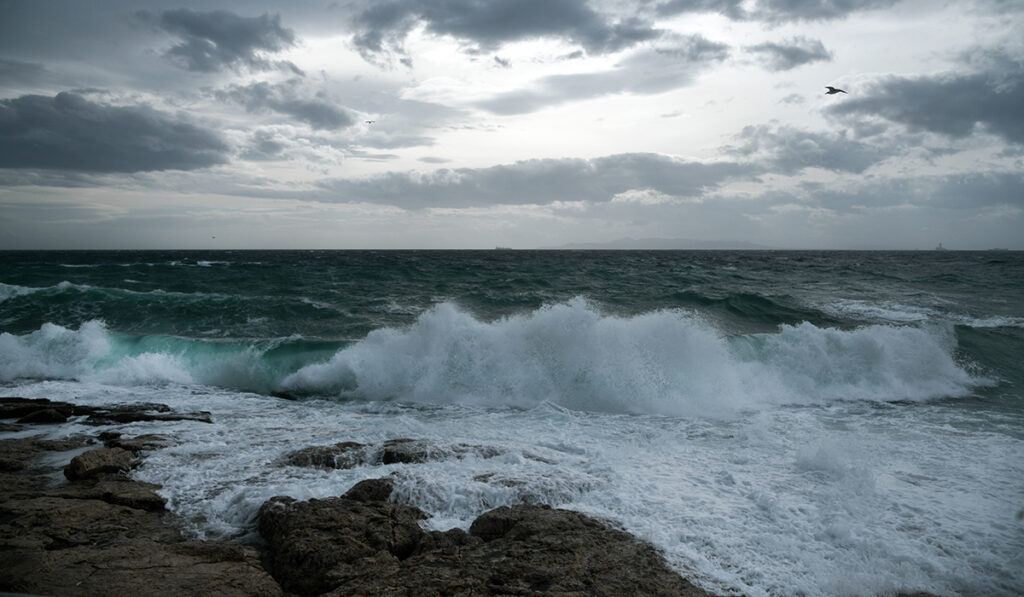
[1,0,1022,249]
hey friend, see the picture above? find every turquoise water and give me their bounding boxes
[2,250,1022,595]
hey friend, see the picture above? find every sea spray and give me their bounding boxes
[282,298,986,414]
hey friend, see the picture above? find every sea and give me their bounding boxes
[1,249,1021,596]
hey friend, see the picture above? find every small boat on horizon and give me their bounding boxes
[935,243,947,251]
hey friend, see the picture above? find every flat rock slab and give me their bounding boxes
[0,407,284,597]
[1,538,282,597]
[0,396,212,426]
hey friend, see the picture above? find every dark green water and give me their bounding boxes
[1,250,1022,402]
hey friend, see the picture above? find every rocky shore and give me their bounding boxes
[0,397,715,597]
[0,397,943,597]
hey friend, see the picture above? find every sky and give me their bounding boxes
[1,0,1022,250]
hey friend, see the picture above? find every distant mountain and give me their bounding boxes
[544,237,772,250]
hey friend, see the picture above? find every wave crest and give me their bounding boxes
[281,299,984,415]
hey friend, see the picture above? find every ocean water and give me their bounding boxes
[1,249,1022,596]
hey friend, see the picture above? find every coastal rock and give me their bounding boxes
[258,490,428,595]
[44,475,168,512]
[16,407,69,424]
[81,405,213,425]
[64,447,137,480]
[0,435,94,494]
[0,397,213,426]
[342,477,396,502]
[1,535,282,597]
[283,438,501,470]
[0,397,75,419]
[1,421,283,597]
[258,478,714,597]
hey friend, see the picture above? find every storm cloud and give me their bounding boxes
[316,153,755,208]
[216,80,354,130]
[826,69,1024,145]
[726,124,896,174]
[139,8,300,73]
[350,0,661,63]
[0,92,229,172]
[747,37,832,71]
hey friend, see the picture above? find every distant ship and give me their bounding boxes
[935,243,947,251]
[494,246,513,250]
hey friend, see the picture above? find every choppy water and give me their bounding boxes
[2,250,1022,596]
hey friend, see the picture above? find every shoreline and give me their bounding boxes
[0,397,719,597]
[0,396,946,597]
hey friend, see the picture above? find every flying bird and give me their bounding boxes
[825,86,847,95]
[365,120,376,124]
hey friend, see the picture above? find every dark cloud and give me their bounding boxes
[215,80,354,130]
[476,36,729,114]
[0,91,229,172]
[351,0,661,64]
[0,58,46,84]
[315,152,754,208]
[139,8,299,73]
[725,124,895,173]
[825,69,1024,145]
[655,0,746,19]
[752,0,901,21]
[239,130,286,161]
[656,0,899,22]
[747,37,832,71]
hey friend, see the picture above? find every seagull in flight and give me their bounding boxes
[365,120,376,124]
[825,86,847,95]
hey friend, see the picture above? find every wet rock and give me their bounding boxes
[258,494,428,596]
[0,397,213,426]
[342,477,395,502]
[0,535,282,597]
[44,475,168,512]
[0,435,94,494]
[283,438,501,470]
[16,407,69,424]
[0,458,26,472]
[82,406,213,425]
[0,417,283,597]
[0,397,76,419]
[64,447,137,481]
[258,480,715,597]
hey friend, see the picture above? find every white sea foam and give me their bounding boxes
[0,321,277,391]
[0,298,989,412]
[0,320,111,380]
[0,282,36,303]
[282,299,985,415]
[8,380,1019,597]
